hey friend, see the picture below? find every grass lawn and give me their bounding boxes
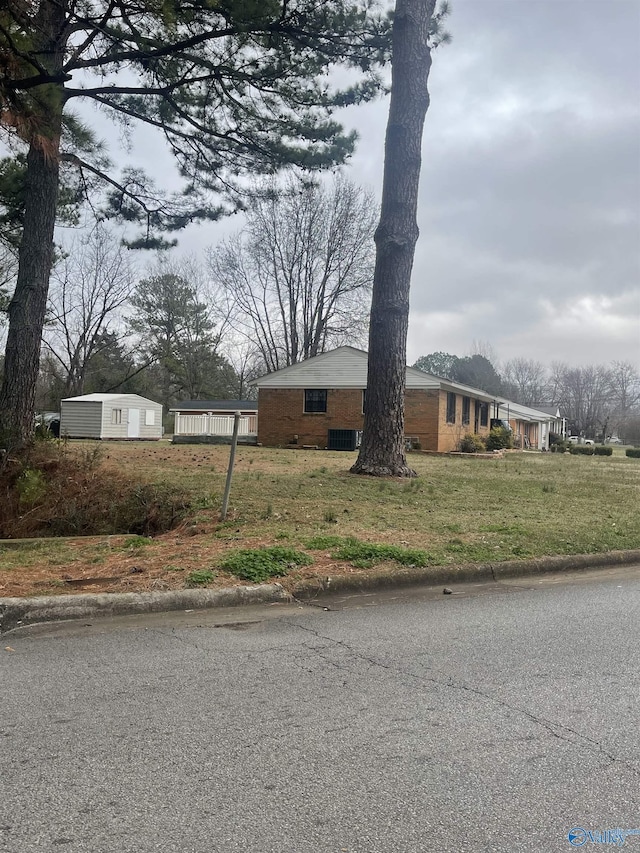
[1,442,639,597]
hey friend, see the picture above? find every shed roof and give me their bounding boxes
[61,393,160,406]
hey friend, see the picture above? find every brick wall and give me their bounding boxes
[435,393,492,452]
[257,387,492,451]
[257,388,365,447]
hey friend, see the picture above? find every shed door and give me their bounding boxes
[127,408,140,438]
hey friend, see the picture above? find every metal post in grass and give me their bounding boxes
[220,411,241,521]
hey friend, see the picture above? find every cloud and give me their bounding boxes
[351,0,640,367]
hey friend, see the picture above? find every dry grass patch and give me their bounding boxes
[1,442,639,598]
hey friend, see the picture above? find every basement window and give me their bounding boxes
[446,392,456,424]
[304,389,327,413]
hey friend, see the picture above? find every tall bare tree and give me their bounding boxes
[43,226,134,397]
[352,0,450,477]
[606,361,640,439]
[502,357,548,406]
[553,365,614,439]
[210,175,377,373]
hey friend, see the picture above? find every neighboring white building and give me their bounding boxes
[170,400,258,439]
[60,393,163,440]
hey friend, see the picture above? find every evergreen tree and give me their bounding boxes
[0,0,391,445]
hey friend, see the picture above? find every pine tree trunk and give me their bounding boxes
[0,136,62,447]
[0,1,65,447]
[351,0,436,477]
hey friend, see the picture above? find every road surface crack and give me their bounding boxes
[285,619,638,776]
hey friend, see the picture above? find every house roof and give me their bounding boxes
[500,401,559,423]
[169,399,258,413]
[529,403,562,418]
[251,346,498,402]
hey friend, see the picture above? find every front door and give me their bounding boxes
[127,408,140,438]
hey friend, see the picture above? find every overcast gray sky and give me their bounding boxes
[340,0,640,368]
[84,0,640,370]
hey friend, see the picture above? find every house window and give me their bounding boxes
[111,409,122,425]
[446,392,456,424]
[479,402,489,427]
[304,389,327,413]
[145,410,155,426]
[462,396,470,426]
[362,390,366,415]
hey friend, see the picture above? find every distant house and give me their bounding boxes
[529,403,567,439]
[251,347,556,452]
[60,393,163,440]
[169,400,258,440]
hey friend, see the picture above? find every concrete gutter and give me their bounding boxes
[290,549,640,598]
[2,549,640,634]
[0,584,288,635]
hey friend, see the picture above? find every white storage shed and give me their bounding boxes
[60,393,163,440]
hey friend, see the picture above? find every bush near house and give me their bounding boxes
[626,448,640,459]
[485,426,513,451]
[549,433,568,453]
[594,446,613,456]
[458,433,486,453]
[569,445,595,456]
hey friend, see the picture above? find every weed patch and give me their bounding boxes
[329,540,433,569]
[219,546,312,583]
[186,569,216,587]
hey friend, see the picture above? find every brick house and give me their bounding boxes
[251,346,532,452]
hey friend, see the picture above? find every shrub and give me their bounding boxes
[549,434,569,453]
[594,446,613,456]
[219,546,312,583]
[458,433,486,453]
[0,442,190,538]
[569,445,595,456]
[485,426,513,451]
[550,442,567,453]
[626,448,640,458]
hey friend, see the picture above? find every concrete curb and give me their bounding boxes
[290,549,640,599]
[2,550,640,634]
[293,549,640,601]
[0,584,288,635]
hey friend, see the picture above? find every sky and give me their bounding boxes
[346,0,640,368]
[58,0,640,371]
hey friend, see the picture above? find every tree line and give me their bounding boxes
[0,0,487,479]
[414,351,640,443]
[0,176,377,424]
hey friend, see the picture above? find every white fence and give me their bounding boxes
[174,413,258,437]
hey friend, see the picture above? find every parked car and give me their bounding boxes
[567,436,594,446]
[35,412,60,437]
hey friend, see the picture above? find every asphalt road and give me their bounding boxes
[2,567,640,853]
